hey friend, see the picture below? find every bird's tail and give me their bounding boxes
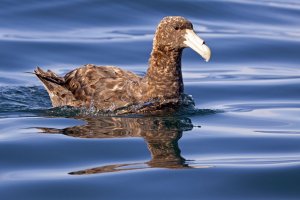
[34,67,65,85]
[34,67,76,107]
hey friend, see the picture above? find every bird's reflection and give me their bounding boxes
[37,116,196,175]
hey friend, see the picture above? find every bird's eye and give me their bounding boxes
[174,26,180,30]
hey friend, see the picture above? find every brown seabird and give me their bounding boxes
[34,16,211,114]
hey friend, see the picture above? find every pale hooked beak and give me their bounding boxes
[184,29,211,62]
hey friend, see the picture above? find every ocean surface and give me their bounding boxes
[1,0,300,199]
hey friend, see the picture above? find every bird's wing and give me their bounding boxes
[64,64,142,110]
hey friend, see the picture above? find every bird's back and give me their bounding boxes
[65,64,144,111]
[36,64,144,112]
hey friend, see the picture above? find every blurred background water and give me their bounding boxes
[0,0,300,199]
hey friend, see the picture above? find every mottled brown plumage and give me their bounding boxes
[34,16,211,114]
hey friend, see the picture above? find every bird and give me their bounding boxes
[34,16,211,114]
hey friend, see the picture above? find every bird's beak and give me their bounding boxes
[184,29,211,62]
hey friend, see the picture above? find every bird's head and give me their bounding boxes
[153,16,211,62]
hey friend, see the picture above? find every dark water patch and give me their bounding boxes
[185,80,300,108]
[1,167,300,200]
[0,39,152,72]
[0,75,26,85]
[0,86,51,113]
[203,36,300,65]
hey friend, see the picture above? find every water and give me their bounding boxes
[1,0,300,199]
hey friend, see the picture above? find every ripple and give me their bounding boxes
[190,154,300,168]
[3,154,299,179]
[0,86,51,115]
[183,66,300,83]
[254,130,300,135]
[0,28,153,43]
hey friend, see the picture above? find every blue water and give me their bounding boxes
[1,0,300,199]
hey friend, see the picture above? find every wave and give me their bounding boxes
[0,86,51,113]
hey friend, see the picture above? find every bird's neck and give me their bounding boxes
[144,45,184,100]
